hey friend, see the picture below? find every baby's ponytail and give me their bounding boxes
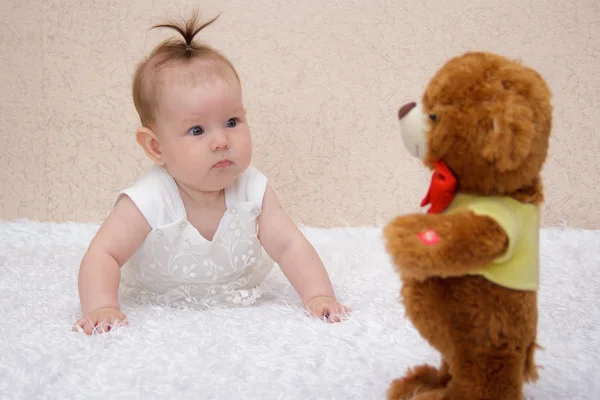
[132,10,239,127]
[151,12,220,58]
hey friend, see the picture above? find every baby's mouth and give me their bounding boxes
[213,159,233,169]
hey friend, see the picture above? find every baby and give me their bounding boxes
[73,12,349,335]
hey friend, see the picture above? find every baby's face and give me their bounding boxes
[152,64,252,192]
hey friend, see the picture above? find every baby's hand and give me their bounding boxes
[72,307,128,335]
[306,296,350,323]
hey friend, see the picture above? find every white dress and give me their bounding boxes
[117,165,274,308]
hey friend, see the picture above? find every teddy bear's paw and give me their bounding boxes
[412,388,447,400]
[387,364,449,400]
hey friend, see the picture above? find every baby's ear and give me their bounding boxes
[135,127,165,166]
[482,92,535,172]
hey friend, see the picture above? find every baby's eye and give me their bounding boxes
[188,126,205,136]
[226,118,238,128]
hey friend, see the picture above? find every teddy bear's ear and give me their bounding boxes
[482,92,535,172]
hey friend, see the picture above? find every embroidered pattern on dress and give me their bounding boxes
[120,204,273,309]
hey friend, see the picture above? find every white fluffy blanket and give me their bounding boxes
[1,220,598,399]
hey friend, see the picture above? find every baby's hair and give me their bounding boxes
[132,11,240,127]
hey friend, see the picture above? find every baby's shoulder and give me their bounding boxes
[117,165,184,228]
[227,166,268,207]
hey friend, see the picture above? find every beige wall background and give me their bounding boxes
[1,0,599,229]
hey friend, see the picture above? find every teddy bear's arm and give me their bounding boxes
[383,211,508,281]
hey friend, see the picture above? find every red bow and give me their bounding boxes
[421,160,458,214]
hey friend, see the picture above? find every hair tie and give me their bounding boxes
[185,44,192,51]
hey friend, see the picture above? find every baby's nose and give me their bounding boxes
[398,102,416,120]
[212,133,229,151]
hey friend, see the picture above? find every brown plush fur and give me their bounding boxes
[383,52,552,400]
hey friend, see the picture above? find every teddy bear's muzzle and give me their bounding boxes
[397,102,427,160]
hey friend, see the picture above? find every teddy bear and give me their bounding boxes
[382,51,552,400]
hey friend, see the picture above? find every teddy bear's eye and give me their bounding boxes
[429,114,438,122]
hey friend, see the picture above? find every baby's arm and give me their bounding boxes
[258,185,348,322]
[74,195,150,334]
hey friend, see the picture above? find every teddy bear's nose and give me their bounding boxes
[398,102,416,120]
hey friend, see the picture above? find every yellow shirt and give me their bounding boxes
[443,193,540,291]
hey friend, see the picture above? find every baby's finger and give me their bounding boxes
[330,305,351,323]
[82,319,96,335]
[108,315,127,330]
[98,319,112,333]
[73,318,93,333]
[308,305,326,321]
[72,320,84,332]
[339,305,351,316]
[318,307,338,323]
[328,311,341,323]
